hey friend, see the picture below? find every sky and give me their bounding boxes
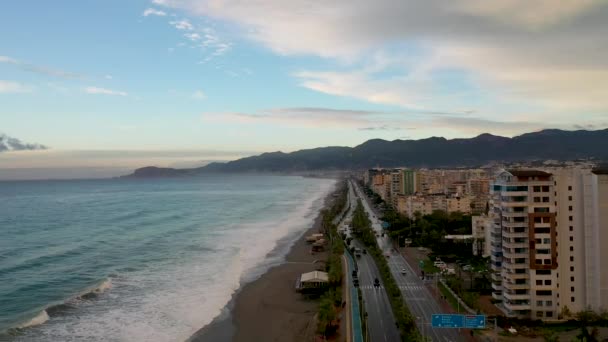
[1,0,608,178]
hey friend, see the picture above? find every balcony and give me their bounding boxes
[502,241,528,249]
[502,281,529,290]
[504,272,529,280]
[502,231,528,239]
[492,283,503,292]
[492,292,503,301]
[491,272,502,282]
[503,251,528,259]
[503,292,530,301]
[504,301,531,311]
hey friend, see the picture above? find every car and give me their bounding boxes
[352,270,358,277]
[362,249,367,254]
[353,279,359,287]
[401,268,407,275]
[373,278,380,287]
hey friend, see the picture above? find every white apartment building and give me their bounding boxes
[548,167,608,314]
[489,167,608,321]
[490,169,558,320]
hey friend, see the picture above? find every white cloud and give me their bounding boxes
[104,74,113,79]
[154,0,608,118]
[170,19,193,30]
[0,55,81,79]
[184,32,201,41]
[0,80,31,93]
[85,86,128,96]
[192,90,206,100]
[143,8,167,16]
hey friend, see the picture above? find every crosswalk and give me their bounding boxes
[359,285,426,291]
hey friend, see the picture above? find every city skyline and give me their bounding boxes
[2,0,608,174]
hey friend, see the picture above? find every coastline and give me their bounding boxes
[189,182,339,342]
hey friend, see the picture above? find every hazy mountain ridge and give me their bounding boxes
[124,129,608,177]
[0,134,47,152]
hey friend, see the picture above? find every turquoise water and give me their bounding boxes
[0,175,335,341]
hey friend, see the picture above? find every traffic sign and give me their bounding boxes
[431,314,486,329]
[464,315,486,329]
[381,221,389,229]
[431,314,464,328]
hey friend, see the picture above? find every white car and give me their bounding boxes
[401,268,407,275]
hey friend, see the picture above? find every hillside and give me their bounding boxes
[124,129,608,177]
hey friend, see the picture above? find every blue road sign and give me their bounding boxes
[431,314,464,328]
[464,315,486,329]
[431,314,486,329]
[381,221,389,229]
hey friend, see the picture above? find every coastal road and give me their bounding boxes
[352,240,401,342]
[343,182,400,342]
[351,181,461,342]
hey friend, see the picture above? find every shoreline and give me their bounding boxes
[189,182,339,342]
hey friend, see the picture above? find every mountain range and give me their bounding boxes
[124,129,608,177]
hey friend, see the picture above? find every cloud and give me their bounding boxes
[143,8,167,16]
[0,134,47,152]
[432,116,546,135]
[192,90,206,99]
[170,19,193,30]
[0,55,81,79]
[153,0,608,116]
[0,80,31,93]
[204,107,414,129]
[85,86,128,96]
[358,125,403,131]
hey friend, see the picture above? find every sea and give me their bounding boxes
[0,175,336,341]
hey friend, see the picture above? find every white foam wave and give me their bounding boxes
[16,310,49,329]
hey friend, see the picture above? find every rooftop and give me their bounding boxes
[592,168,608,175]
[300,271,329,283]
[507,169,552,177]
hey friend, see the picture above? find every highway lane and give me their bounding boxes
[351,180,461,342]
[343,182,400,342]
[353,241,401,342]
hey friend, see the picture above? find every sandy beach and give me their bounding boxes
[190,187,338,342]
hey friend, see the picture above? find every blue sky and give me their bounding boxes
[1,0,608,175]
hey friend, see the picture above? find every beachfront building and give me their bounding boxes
[547,167,608,315]
[296,271,329,292]
[490,169,557,320]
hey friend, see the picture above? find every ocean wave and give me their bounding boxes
[76,278,112,300]
[15,310,49,329]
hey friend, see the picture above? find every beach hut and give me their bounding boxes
[296,271,329,293]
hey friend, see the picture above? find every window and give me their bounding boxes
[570,266,574,272]
[534,196,541,203]
[536,238,542,244]
[571,276,575,282]
[569,196,573,201]
[568,186,572,191]
[570,256,574,262]
[545,280,552,285]
[546,311,553,318]
[569,226,573,232]
[533,186,541,192]
[570,246,574,251]
[537,300,543,306]
[571,287,575,292]
[537,270,551,275]
[569,206,573,211]
[536,259,543,265]
[536,280,543,285]
[544,259,552,265]
[536,311,544,318]
[569,236,573,241]
[542,186,550,192]
[543,197,550,203]
[543,238,551,244]
[546,301,553,306]
[536,290,552,296]
[569,216,573,221]
[571,297,575,302]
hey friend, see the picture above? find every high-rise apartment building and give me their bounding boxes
[490,169,558,319]
[489,167,608,320]
[402,169,417,195]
